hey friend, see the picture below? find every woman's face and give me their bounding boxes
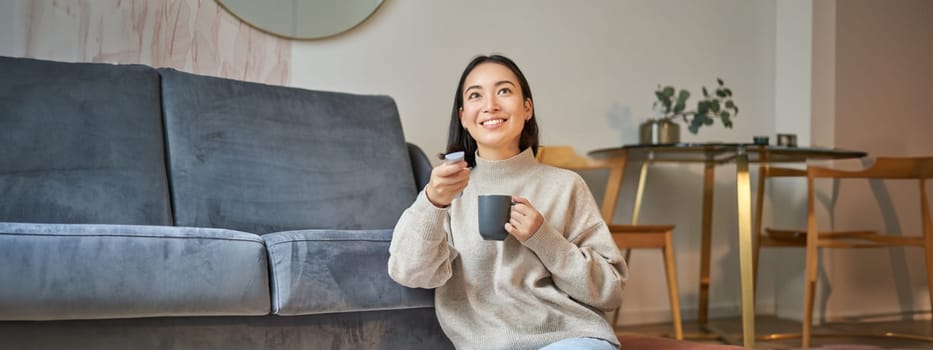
[459,62,533,160]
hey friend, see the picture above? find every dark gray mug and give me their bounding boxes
[478,194,512,241]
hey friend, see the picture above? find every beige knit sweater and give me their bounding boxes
[388,149,627,350]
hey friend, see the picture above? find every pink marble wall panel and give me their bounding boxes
[23,0,289,85]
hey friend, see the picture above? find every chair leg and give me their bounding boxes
[802,243,819,348]
[923,232,933,320]
[662,232,684,340]
[922,180,933,320]
[802,175,819,349]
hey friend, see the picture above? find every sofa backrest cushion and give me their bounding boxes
[0,57,173,225]
[159,69,418,234]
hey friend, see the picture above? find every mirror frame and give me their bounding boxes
[215,0,385,40]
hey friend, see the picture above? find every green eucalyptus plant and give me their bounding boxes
[653,78,739,134]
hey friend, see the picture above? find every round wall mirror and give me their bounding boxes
[216,0,385,40]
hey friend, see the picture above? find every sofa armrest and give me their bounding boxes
[407,143,433,192]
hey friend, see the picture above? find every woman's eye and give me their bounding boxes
[498,88,512,95]
[468,92,480,99]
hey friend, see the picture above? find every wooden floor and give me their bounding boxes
[620,315,933,349]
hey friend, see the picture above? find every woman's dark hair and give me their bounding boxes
[445,54,539,167]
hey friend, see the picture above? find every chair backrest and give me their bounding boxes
[756,157,933,239]
[536,146,627,223]
[808,156,933,180]
[807,156,933,238]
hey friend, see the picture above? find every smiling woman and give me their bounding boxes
[388,55,626,350]
[215,0,384,40]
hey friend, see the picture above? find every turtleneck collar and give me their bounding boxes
[473,148,538,178]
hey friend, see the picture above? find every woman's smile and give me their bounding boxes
[479,117,508,127]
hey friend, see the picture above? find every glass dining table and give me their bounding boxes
[588,143,867,348]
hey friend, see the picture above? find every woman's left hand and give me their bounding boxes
[505,196,544,242]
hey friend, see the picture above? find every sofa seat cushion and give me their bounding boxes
[264,229,434,315]
[159,68,418,234]
[0,223,270,321]
[0,57,172,225]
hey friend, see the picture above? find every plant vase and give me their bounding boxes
[639,119,680,144]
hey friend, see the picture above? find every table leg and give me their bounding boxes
[632,161,649,226]
[736,152,756,348]
[699,162,715,329]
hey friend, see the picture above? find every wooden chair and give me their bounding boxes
[536,145,683,340]
[753,157,933,348]
[753,165,810,286]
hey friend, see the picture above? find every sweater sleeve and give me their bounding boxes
[387,190,457,289]
[520,177,628,311]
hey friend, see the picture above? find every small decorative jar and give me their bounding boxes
[639,118,680,144]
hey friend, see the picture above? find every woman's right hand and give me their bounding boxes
[425,159,470,208]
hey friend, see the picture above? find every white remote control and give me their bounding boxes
[444,151,466,198]
[444,151,465,164]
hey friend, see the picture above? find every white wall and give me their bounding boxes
[290,0,780,325]
[290,0,778,156]
[775,1,812,145]
[0,1,24,57]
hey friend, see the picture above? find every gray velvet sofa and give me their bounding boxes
[0,56,450,349]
